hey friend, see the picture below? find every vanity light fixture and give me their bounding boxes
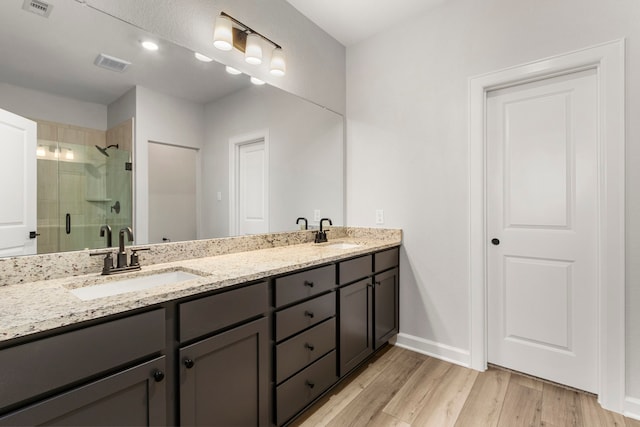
[194,52,213,62]
[65,148,74,160]
[225,65,242,75]
[141,40,159,51]
[250,77,265,85]
[213,11,286,76]
[36,145,46,157]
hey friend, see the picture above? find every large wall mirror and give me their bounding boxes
[0,0,344,258]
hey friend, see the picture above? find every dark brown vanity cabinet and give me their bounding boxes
[273,266,338,426]
[338,247,399,376]
[0,310,167,426]
[178,282,270,427]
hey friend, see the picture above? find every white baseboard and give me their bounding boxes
[395,333,471,368]
[625,396,640,421]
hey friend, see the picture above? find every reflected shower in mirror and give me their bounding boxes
[0,0,343,257]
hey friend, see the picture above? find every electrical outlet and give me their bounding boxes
[375,209,384,224]
[314,209,321,221]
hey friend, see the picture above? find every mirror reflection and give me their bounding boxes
[0,0,344,257]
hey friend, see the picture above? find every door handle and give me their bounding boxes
[66,214,71,234]
[491,238,500,245]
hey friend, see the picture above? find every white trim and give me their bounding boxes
[625,397,640,421]
[468,40,625,412]
[395,333,470,367]
[228,129,270,236]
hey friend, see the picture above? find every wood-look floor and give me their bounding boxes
[291,346,640,427]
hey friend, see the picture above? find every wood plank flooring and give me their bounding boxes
[291,346,640,427]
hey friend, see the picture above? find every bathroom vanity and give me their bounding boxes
[0,229,400,426]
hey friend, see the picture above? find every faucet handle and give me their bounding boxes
[90,250,114,274]
[130,247,151,267]
[129,248,151,267]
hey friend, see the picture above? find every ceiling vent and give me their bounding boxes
[22,0,53,17]
[94,53,131,73]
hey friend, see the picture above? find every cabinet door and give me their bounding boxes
[339,278,373,376]
[374,267,399,349]
[0,356,166,426]
[179,317,269,427]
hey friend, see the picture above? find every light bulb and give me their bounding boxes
[244,33,262,65]
[213,15,233,51]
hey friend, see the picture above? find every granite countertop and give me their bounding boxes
[0,237,400,344]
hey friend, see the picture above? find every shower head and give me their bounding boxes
[95,145,109,157]
[95,144,119,157]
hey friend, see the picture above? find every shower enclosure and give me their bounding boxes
[36,119,133,254]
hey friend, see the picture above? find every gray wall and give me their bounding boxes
[345,0,640,408]
[202,85,344,237]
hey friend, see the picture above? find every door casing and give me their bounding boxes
[469,40,625,411]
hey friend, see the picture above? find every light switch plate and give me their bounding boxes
[314,209,321,221]
[375,209,384,224]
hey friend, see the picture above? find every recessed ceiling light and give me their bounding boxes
[250,77,265,85]
[194,52,213,62]
[225,66,242,75]
[141,41,159,51]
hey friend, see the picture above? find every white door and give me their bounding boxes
[0,108,37,257]
[487,69,598,392]
[235,139,268,235]
[148,142,198,244]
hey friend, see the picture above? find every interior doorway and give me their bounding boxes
[469,40,625,411]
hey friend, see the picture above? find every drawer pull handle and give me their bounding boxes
[304,343,315,351]
[304,310,315,318]
[184,358,195,369]
[304,280,314,288]
[153,370,165,382]
[375,281,381,286]
[305,380,315,389]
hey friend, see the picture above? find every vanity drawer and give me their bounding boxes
[275,292,335,341]
[179,281,268,343]
[374,247,399,273]
[276,350,337,426]
[338,254,372,285]
[274,264,335,307]
[276,318,336,384]
[0,309,165,410]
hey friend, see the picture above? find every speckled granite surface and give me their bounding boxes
[0,228,401,343]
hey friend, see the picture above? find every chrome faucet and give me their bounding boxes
[315,218,332,243]
[117,227,134,269]
[99,225,112,247]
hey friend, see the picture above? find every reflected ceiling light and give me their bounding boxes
[141,40,159,51]
[194,52,213,62]
[225,65,242,75]
[213,12,286,77]
[250,77,265,85]
[36,145,45,157]
[213,15,233,51]
[270,47,286,76]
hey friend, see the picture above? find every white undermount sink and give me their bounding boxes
[324,242,362,250]
[69,270,202,301]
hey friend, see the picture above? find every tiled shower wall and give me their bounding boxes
[35,118,133,254]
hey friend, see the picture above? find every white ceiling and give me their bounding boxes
[285,0,446,46]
